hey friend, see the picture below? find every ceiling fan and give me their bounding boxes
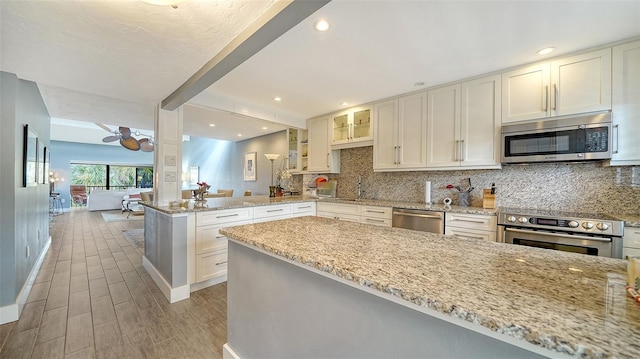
[95,123,154,152]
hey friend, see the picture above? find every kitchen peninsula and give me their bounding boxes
[221,216,639,359]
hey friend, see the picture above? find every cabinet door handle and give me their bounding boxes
[327,153,330,168]
[543,85,548,112]
[216,213,239,219]
[365,218,385,223]
[552,84,557,111]
[215,261,228,266]
[460,140,465,161]
[298,205,312,209]
[455,140,460,161]
[215,235,226,239]
[613,124,619,154]
[365,210,385,214]
[393,146,398,164]
[267,209,283,213]
[397,146,401,164]
[350,123,354,140]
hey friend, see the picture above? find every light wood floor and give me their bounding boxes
[0,208,227,358]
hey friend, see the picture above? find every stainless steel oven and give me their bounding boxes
[498,208,624,258]
[501,111,612,164]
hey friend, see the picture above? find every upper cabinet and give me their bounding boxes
[609,40,640,166]
[307,116,340,173]
[287,128,309,173]
[331,107,373,149]
[502,48,611,123]
[426,75,501,169]
[373,93,428,171]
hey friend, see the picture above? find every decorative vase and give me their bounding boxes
[269,186,276,198]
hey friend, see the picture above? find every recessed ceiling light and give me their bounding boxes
[341,102,349,106]
[536,47,555,55]
[273,97,282,102]
[414,82,425,87]
[262,127,268,130]
[237,134,242,137]
[314,20,329,32]
[208,124,216,127]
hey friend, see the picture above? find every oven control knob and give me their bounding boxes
[567,220,580,228]
[507,216,517,223]
[582,221,594,230]
[596,222,609,231]
[518,216,528,224]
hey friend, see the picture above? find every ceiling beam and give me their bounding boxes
[161,0,331,111]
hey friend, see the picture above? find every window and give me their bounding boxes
[70,163,153,192]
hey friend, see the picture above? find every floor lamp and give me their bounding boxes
[264,153,280,197]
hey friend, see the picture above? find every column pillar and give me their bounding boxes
[153,105,183,206]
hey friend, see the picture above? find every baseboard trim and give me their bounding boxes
[190,275,227,293]
[0,237,51,325]
[142,256,190,303]
[223,344,241,359]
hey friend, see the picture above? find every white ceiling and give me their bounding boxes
[2,0,640,143]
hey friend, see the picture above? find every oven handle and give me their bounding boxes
[504,228,612,242]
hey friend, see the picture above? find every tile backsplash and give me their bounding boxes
[321,146,639,216]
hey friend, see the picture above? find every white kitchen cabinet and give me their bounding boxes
[360,206,392,227]
[195,208,254,283]
[502,48,611,123]
[426,75,501,169]
[287,128,300,172]
[373,93,428,171]
[331,107,373,149]
[623,227,640,259]
[307,116,340,173]
[291,201,316,217]
[317,202,392,227]
[610,40,640,166]
[445,212,497,242]
[317,202,361,222]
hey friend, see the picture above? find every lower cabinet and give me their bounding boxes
[445,212,497,242]
[317,202,392,227]
[623,227,640,259]
[194,201,316,284]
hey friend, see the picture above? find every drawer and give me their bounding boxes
[623,247,640,259]
[361,217,392,227]
[253,214,292,223]
[195,219,252,254]
[317,202,360,216]
[623,227,640,249]
[293,201,316,214]
[445,212,497,231]
[197,207,253,225]
[253,204,292,219]
[195,250,228,283]
[317,212,361,222]
[445,227,497,242]
[360,206,392,220]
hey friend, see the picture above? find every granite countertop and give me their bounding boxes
[616,214,640,228]
[221,217,640,359]
[318,197,498,215]
[139,195,318,214]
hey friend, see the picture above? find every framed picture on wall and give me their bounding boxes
[23,125,38,187]
[244,152,256,181]
[42,146,50,184]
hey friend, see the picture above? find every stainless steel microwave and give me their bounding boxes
[501,112,612,164]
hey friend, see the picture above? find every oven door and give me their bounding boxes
[503,227,620,258]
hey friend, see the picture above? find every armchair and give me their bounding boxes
[70,185,88,206]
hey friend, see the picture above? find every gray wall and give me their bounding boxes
[182,131,301,198]
[0,71,51,307]
[328,146,640,216]
[49,140,153,209]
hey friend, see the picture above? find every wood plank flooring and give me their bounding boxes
[0,208,227,358]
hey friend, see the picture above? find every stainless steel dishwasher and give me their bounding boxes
[392,208,444,234]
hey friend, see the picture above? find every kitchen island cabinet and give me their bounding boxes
[140,196,317,302]
[221,216,639,359]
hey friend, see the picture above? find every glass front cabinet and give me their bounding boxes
[287,128,308,173]
[331,107,373,149]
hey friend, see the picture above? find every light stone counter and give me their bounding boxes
[139,195,318,215]
[319,197,498,215]
[221,216,640,359]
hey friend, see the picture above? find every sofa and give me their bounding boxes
[87,188,152,211]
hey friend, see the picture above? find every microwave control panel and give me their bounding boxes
[584,127,609,152]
